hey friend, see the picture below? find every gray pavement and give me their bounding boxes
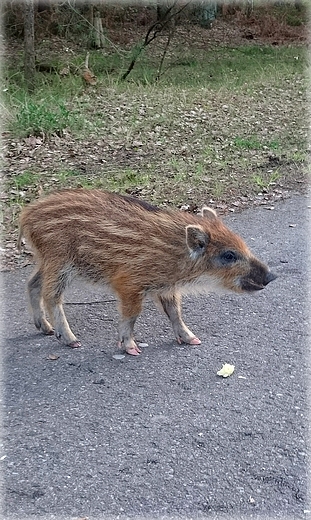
[1,193,310,520]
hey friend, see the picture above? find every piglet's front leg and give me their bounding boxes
[113,281,144,356]
[156,292,201,346]
[118,316,142,356]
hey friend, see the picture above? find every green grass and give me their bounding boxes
[3,46,307,140]
[233,136,280,151]
[142,45,307,88]
[13,100,78,138]
[3,38,308,220]
[4,44,307,138]
[12,171,40,189]
[252,171,281,191]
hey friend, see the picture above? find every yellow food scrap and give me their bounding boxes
[217,363,235,377]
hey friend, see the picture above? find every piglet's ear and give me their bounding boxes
[186,225,209,259]
[200,206,217,221]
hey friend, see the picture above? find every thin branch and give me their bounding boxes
[122,1,190,81]
[155,30,173,81]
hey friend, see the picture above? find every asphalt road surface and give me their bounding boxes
[1,193,310,520]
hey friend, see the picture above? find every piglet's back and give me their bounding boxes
[19,190,205,273]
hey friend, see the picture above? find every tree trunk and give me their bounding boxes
[196,1,217,28]
[245,0,254,18]
[157,1,169,21]
[294,0,303,11]
[89,4,94,27]
[24,0,35,92]
[93,9,105,49]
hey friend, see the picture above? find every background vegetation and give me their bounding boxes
[1,0,309,269]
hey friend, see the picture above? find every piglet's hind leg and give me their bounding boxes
[42,274,81,348]
[52,303,81,348]
[28,268,54,335]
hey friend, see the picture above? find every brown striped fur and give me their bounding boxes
[18,189,276,355]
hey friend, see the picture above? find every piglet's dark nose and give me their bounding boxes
[264,271,277,285]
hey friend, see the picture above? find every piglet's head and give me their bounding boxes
[185,207,277,293]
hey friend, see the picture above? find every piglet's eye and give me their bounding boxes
[220,250,238,264]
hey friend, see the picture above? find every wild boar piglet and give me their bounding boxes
[18,189,277,355]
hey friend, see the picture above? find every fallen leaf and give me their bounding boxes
[217,363,235,378]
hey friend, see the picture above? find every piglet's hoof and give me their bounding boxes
[126,345,141,356]
[118,340,141,356]
[126,346,141,356]
[189,337,201,345]
[68,341,81,348]
[177,336,201,345]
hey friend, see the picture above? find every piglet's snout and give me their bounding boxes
[264,271,277,286]
[240,261,277,292]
